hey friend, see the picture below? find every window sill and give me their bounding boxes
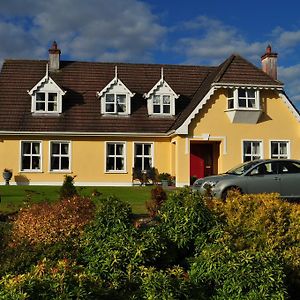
[225,109,262,124]
[105,171,128,174]
[32,112,61,117]
[20,170,43,173]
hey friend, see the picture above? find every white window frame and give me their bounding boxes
[49,141,71,172]
[105,142,127,173]
[104,93,128,114]
[242,140,263,162]
[20,141,42,172]
[152,94,173,115]
[270,140,290,159]
[35,91,59,113]
[227,88,260,110]
[133,142,154,171]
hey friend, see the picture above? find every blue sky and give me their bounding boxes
[1,0,300,106]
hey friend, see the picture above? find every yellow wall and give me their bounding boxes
[0,136,172,185]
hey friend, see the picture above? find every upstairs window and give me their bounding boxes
[36,92,58,112]
[227,88,259,110]
[153,95,171,114]
[105,94,127,114]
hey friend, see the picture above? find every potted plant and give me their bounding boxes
[158,172,171,188]
[3,168,12,185]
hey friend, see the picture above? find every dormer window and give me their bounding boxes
[35,92,58,112]
[144,67,179,116]
[28,65,66,114]
[225,88,261,124]
[105,94,127,114]
[153,94,171,114]
[97,66,134,115]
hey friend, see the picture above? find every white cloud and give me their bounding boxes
[0,0,166,63]
[173,16,266,65]
[279,65,300,102]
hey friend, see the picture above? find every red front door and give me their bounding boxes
[190,143,213,179]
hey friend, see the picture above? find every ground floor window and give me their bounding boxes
[270,141,289,159]
[243,141,262,162]
[50,141,70,171]
[134,143,153,170]
[106,142,126,172]
[21,141,41,171]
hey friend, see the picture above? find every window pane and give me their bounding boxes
[153,95,160,104]
[135,144,143,155]
[106,94,114,102]
[61,143,69,155]
[238,90,246,97]
[247,90,255,98]
[117,95,126,104]
[116,144,123,155]
[36,93,45,101]
[228,98,234,109]
[107,144,115,155]
[116,157,124,170]
[135,157,143,169]
[144,158,151,170]
[48,93,57,102]
[248,98,255,108]
[163,105,170,113]
[32,157,40,169]
[22,142,31,154]
[36,102,45,111]
[107,157,114,171]
[51,157,59,170]
[32,143,40,154]
[117,103,126,113]
[153,105,160,113]
[61,157,69,169]
[163,95,170,104]
[227,89,233,98]
[144,144,151,155]
[106,104,115,113]
[52,143,60,154]
[238,98,246,107]
[22,157,31,169]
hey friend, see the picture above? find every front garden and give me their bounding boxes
[0,179,299,299]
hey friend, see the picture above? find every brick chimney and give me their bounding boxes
[261,45,278,80]
[48,41,61,71]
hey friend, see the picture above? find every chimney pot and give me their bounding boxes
[261,44,278,80]
[48,41,61,71]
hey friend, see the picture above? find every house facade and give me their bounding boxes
[0,42,299,186]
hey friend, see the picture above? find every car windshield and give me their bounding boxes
[226,160,260,175]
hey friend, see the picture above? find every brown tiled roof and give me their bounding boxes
[0,55,282,135]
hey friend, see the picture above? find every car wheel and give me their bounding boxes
[221,186,241,201]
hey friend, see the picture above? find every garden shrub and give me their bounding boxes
[145,186,167,218]
[190,245,287,299]
[158,188,216,249]
[59,175,78,199]
[209,192,300,298]
[138,266,195,300]
[11,195,95,245]
[0,258,105,299]
[80,196,167,293]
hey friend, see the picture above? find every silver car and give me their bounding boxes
[192,159,300,200]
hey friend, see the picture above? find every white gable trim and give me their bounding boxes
[28,75,66,96]
[175,87,216,134]
[279,92,300,123]
[144,78,179,99]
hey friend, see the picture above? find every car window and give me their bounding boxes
[277,161,300,174]
[249,162,274,176]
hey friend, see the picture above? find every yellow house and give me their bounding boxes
[0,42,299,186]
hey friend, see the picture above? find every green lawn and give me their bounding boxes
[0,185,159,215]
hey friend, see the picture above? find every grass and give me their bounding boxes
[0,185,161,215]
